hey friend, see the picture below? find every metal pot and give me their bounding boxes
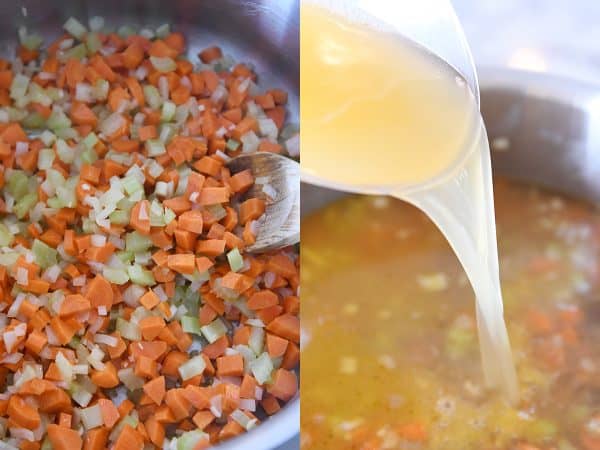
[0,1,299,449]
[302,69,600,213]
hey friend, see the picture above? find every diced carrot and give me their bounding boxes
[144,416,165,447]
[397,422,428,442]
[140,289,160,310]
[130,200,151,235]
[247,290,278,310]
[267,368,297,401]
[261,394,280,415]
[91,361,119,388]
[143,376,166,406]
[167,253,196,274]
[83,427,109,450]
[138,125,157,141]
[85,274,114,309]
[46,424,83,450]
[267,253,297,278]
[216,354,244,377]
[178,210,204,233]
[122,43,144,69]
[139,315,166,340]
[193,156,223,177]
[71,102,98,126]
[97,398,120,428]
[8,395,41,429]
[164,388,191,421]
[1,123,27,145]
[59,294,91,317]
[266,333,289,358]
[198,187,230,206]
[113,424,143,450]
[199,46,223,63]
[266,314,299,343]
[196,239,226,257]
[239,198,266,225]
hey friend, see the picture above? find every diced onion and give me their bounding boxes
[150,56,176,73]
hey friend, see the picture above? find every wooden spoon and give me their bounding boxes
[227,153,299,253]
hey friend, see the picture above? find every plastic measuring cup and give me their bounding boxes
[300,0,480,196]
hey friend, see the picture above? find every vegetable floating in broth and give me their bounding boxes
[301,2,517,401]
[301,179,600,450]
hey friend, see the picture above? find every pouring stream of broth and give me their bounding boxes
[301,3,519,403]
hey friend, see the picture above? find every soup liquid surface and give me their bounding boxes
[301,3,517,400]
[301,179,600,450]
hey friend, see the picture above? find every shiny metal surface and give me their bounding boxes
[302,70,600,215]
[0,1,299,449]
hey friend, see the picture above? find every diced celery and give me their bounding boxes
[14,193,38,219]
[445,323,475,360]
[18,26,44,50]
[117,367,144,391]
[161,101,176,122]
[40,130,56,146]
[0,223,14,246]
[158,123,176,143]
[227,248,244,272]
[80,145,97,164]
[32,239,58,269]
[127,264,155,286]
[176,430,209,450]
[249,352,273,384]
[178,355,206,380]
[93,79,109,100]
[117,25,136,38]
[47,109,71,131]
[55,176,79,208]
[103,267,129,285]
[155,23,170,38]
[61,43,88,60]
[81,217,99,234]
[7,170,29,200]
[200,318,227,344]
[226,139,240,151]
[63,17,88,39]
[125,231,153,253]
[164,207,176,225]
[56,352,73,381]
[22,112,45,129]
[82,132,99,150]
[86,32,102,54]
[54,127,78,140]
[145,139,166,156]
[122,175,143,196]
[143,85,162,109]
[88,16,105,32]
[28,83,52,106]
[181,316,202,335]
[116,317,141,341]
[56,139,75,164]
[150,56,176,73]
[10,74,30,100]
[37,148,55,170]
[117,251,134,264]
[0,252,19,267]
[70,381,93,407]
[109,210,129,226]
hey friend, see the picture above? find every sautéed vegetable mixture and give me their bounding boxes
[302,179,600,450]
